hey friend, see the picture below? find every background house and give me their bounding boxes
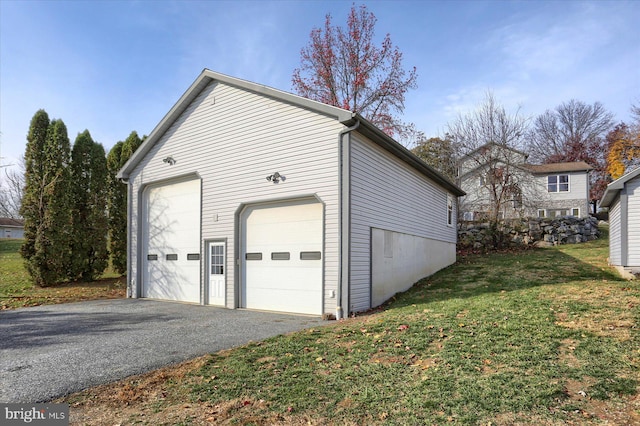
[117,69,464,318]
[599,166,640,278]
[525,162,592,219]
[457,143,592,220]
[0,218,24,239]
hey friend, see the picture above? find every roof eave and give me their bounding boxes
[600,166,640,207]
[117,69,354,179]
[351,114,465,197]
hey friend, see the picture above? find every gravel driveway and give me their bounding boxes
[0,299,325,403]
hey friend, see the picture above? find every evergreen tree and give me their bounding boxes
[106,141,125,274]
[121,131,143,161]
[43,119,72,278]
[69,130,109,281]
[20,111,72,286]
[106,131,142,275]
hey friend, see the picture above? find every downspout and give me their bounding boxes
[337,118,360,320]
[121,177,131,298]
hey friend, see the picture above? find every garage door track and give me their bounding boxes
[0,299,324,403]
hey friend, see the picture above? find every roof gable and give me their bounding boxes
[118,69,354,179]
[600,166,640,207]
[117,69,464,196]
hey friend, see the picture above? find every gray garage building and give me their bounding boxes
[600,166,640,278]
[118,69,464,318]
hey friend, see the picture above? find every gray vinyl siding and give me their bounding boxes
[127,80,342,313]
[627,176,640,267]
[609,196,621,266]
[349,133,457,312]
[534,171,590,217]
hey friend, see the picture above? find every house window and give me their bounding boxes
[546,209,569,218]
[447,195,453,226]
[547,175,569,192]
[537,209,546,218]
[572,208,580,217]
[463,211,474,221]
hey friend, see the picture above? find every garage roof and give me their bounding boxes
[117,69,464,196]
[600,166,640,207]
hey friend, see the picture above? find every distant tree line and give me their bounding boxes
[411,96,640,204]
[20,109,141,286]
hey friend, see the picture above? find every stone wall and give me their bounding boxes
[458,216,600,250]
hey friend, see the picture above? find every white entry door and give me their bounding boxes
[208,241,225,305]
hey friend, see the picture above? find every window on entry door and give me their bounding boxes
[211,244,224,275]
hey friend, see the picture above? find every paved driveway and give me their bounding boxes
[0,299,325,403]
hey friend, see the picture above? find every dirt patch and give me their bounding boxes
[60,355,210,425]
[555,311,636,341]
[558,339,582,368]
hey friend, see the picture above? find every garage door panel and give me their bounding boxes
[242,200,322,315]
[143,179,201,303]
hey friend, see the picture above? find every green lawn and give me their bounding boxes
[64,226,640,425]
[0,239,125,309]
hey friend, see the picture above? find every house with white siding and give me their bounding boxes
[457,143,592,220]
[600,166,640,278]
[117,69,465,318]
[0,218,24,239]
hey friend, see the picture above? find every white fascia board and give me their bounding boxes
[118,68,354,179]
[600,166,640,207]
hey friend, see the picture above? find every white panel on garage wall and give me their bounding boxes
[609,197,622,266]
[371,228,455,307]
[349,133,457,312]
[128,80,341,313]
[241,199,323,315]
[627,177,640,267]
[143,178,201,303]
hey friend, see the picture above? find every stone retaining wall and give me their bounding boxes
[458,216,600,250]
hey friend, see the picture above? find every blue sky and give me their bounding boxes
[1,0,638,167]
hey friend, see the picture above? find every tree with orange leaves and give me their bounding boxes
[606,110,640,180]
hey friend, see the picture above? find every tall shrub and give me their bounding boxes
[106,131,142,275]
[69,130,109,281]
[20,111,72,286]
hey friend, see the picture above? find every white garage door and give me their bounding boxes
[241,199,322,315]
[143,178,201,303]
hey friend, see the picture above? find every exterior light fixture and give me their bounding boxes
[266,172,284,183]
[162,156,176,165]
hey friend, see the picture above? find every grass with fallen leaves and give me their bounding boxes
[0,239,125,310]
[64,227,639,425]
